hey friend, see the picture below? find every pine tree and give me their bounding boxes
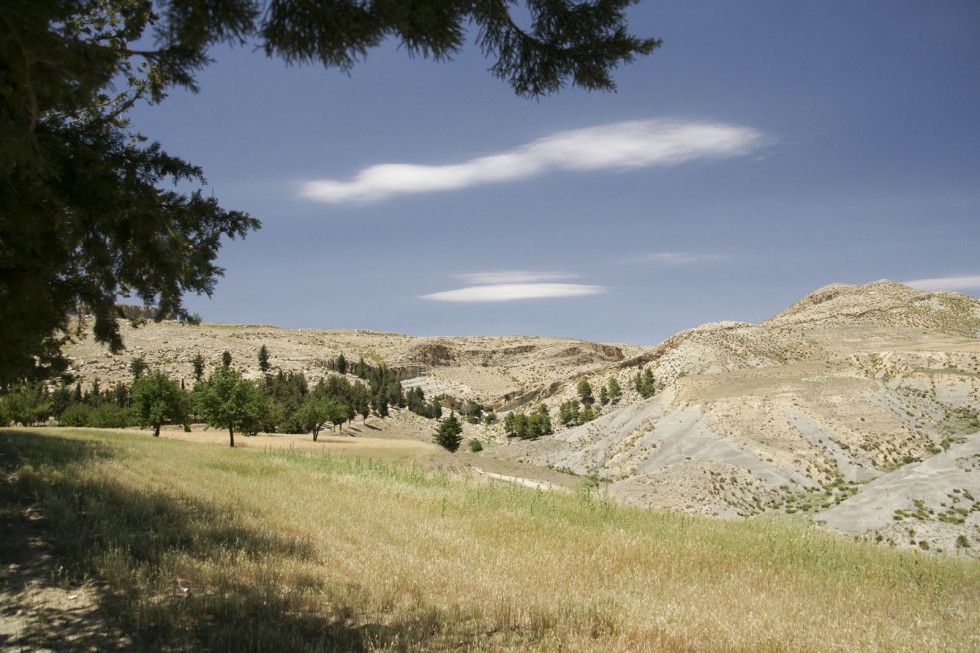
[433,412,464,453]
[130,356,148,380]
[192,354,206,382]
[608,377,622,403]
[258,345,271,374]
[0,1,654,385]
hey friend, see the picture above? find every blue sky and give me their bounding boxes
[129,1,980,345]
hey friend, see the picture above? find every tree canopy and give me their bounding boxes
[0,0,656,386]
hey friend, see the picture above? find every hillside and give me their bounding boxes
[61,280,980,555]
[488,281,980,554]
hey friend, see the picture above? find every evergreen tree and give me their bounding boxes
[130,356,149,380]
[580,404,597,423]
[89,379,102,405]
[0,1,653,385]
[599,386,609,405]
[258,345,271,374]
[192,354,206,383]
[634,367,656,398]
[221,350,233,369]
[608,377,622,403]
[559,399,580,426]
[50,381,71,419]
[336,353,347,375]
[433,413,464,453]
[577,379,594,405]
[514,414,530,438]
[504,411,517,436]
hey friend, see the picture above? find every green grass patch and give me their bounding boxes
[2,427,978,651]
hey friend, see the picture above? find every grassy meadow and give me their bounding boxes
[1,427,978,651]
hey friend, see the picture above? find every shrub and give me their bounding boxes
[59,403,96,427]
[90,404,134,429]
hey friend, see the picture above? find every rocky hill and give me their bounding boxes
[61,280,980,555]
[488,281,980,555]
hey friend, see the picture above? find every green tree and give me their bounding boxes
[634,367,656,398]
[599,385,609,405]
[608,377,622,403]
[513,414,530,438]
[131,370,188,437]
[326,397,348,433]
[580,404,597,423]
[433,412,463,453]
[196,366,263,447]
[258,345,271,374]
[559,399,580,426]
[0,1,654,386]
[577,379,594,405]
[221,350,233,369]
[130,356,149,380]
[0,382,51,426]
[504,411,517,436]
[465,401,484,424]
[192,354,206,383]
[336,353,347,375]
[294,399,331,442]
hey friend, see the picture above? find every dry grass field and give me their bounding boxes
[2,427,978,651]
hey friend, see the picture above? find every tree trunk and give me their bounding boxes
[313,429,318,442]
[154,424,160,437]
[229,427,235,448]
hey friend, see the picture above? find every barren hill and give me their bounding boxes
[488,280,980,554]
[61,280,980,554]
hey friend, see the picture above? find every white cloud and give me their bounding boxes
[904,275,980,292]
[639,252,730,265]
[459,271,576,284]
[300,119,764,204]
[422,283,605,302]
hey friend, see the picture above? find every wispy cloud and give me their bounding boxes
[904,274,980,292]
[300,119,765,204]
[637,252,730,266]
[423,283,605,302]
[459,271,576,284]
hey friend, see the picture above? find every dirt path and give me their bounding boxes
[0,504,132,651]
[471,467,571,492]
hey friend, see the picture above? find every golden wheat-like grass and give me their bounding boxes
[2,427,977,651]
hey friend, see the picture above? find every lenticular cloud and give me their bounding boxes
[423,283,605,303]
[300,119,764,204]
[904,275,980,292]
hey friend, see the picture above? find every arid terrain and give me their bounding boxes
[62,280,980,555]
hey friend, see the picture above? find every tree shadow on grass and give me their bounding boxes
[0,430,473,651]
